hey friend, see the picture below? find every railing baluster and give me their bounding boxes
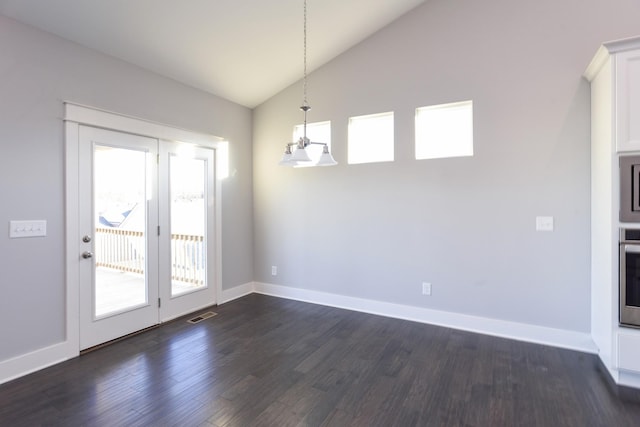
[95,227,204,286]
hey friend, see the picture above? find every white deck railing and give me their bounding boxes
[170,233,205,285]
[95,227,204,285]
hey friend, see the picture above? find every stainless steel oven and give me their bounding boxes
[620,228,640,327]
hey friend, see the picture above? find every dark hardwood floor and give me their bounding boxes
[1,294,640,426]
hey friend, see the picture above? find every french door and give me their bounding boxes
[78,126,216,350]
[159,141,216,320]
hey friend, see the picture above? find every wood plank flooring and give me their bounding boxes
[1,294,640,426]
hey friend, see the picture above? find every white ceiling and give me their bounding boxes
[0,0,426,108]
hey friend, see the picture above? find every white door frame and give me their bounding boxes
[64,102,224,353]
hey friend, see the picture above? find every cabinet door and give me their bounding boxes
[616,50,640,152]
[618,333,640,372]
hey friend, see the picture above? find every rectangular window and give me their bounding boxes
[293,121,331,168]
[415,100,473,160]
[348,112,394,164]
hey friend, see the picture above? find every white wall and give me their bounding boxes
[252,0,640,334]
[0,15,253,363]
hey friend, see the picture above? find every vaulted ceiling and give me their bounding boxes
[0,0,427,108]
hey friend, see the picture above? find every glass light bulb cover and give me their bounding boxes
[317,150,338,166]
[291,147,312,162]
[279,151,296,166]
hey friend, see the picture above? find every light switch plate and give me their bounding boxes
[535,216,554,232]
[9,220,47,238]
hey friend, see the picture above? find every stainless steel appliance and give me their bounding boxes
[619,228,640,327]
[620,155,640,222]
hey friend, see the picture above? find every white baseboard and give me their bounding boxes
[253,282,598,354]
[619,370,640,389]
[220,282,255,304]
[0,341,76,385]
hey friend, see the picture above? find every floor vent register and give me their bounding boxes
[187,311,218,324]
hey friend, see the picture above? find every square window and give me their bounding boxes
[348,112,394,164]
[292,121,331,167]
[415,100,473,160]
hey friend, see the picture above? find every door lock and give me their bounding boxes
[82,235,92,243]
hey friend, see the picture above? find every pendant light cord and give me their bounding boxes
[302,0,308,108]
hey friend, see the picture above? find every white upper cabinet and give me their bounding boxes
[616,50,640,152]
[585,36,640,152]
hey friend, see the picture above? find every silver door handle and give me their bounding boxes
[82,251,93,259]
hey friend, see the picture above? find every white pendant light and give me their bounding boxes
[290,132,312,163]
[316,144,338,166]
[278,145,295,166]
[279,0,337,167]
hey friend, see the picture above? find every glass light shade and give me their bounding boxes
[317,148,338,166]
[279,151,295,166]
[291,146,312,162]
[279,144,296,166]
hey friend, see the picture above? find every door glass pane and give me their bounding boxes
[170,155,207,296]
[94,145,148,317]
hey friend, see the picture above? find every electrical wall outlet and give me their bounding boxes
[271,266,277,276]
[422,282,432,296]
[536,216,554,231]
